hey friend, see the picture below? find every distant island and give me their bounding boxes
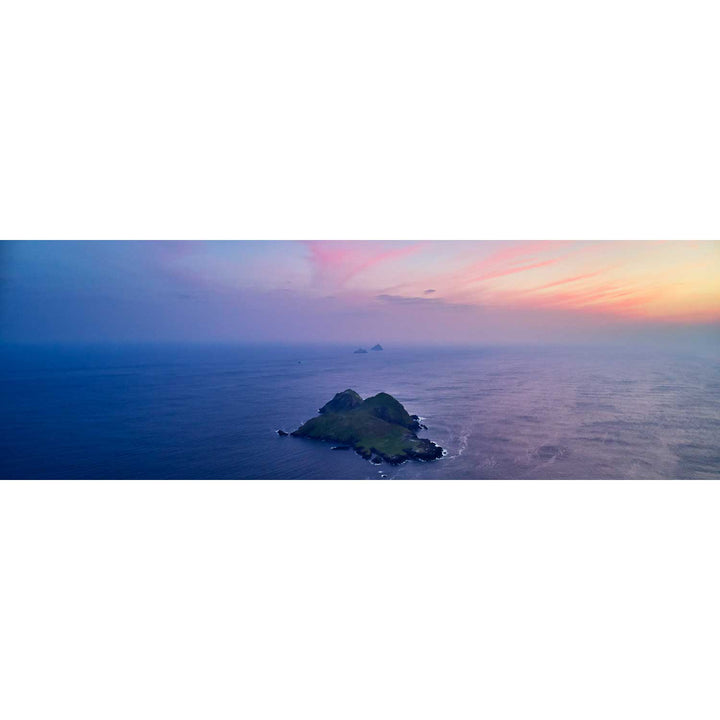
[371,344,383,351]
[353,348,368,354]
[289,389,443,464]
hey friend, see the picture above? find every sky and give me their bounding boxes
[1,240,719,347]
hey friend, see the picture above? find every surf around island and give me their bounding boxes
[290,389,443,464]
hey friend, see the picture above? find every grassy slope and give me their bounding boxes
[358,392,415,428]
[293,392,432,461]
[319,389,363,414]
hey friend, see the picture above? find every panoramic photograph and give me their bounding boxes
[1,240,718,479]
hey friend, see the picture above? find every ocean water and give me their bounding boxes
[1,344,718,479]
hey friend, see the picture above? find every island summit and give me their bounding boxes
[289,389,443,464]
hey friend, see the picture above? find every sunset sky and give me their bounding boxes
[2,241,719,346]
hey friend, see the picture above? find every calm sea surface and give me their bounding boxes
[1,344,718,479]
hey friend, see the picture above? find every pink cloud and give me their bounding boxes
[378,241,583,299]
[527,270,608,293]
[464,257,560,284]
[454,241,569,287]
[304,241,420,288]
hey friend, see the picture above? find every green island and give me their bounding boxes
[290,389,444,464]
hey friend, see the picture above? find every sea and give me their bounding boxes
[1,343,719,479]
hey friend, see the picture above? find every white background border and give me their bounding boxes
[2,1,719,240]
[2,481,719,719]
[2,1,719,718]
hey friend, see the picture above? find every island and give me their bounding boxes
[353,348,368,354]
[291,389,443,464]
[370,344,383,351]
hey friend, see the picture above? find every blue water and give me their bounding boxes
[1,344,718,479]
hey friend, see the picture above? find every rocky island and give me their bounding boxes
[291,389,443,464]
[371,344,383,351]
